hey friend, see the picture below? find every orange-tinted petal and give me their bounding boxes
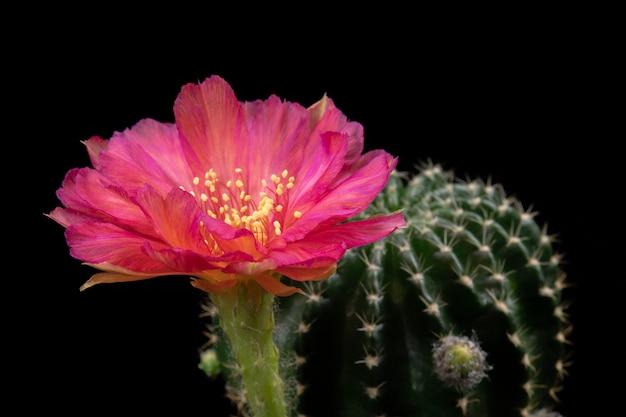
[79,271,163,292]
[275,263,337,282]
[190,277,238,294]
[251,273,304,296]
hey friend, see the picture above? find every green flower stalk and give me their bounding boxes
[210,282,286,417]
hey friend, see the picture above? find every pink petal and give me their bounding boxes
[98,119,192,196]
[303,212,406,249]
[307,95,364,167]
[47,207,94,229]
[174,75,247,179]
[83,136,109,170]
[287,131,349,211]
[241,95,310,195]
[282,151,398,242]
[198,212,267,259]
[141,243,252,272]
[54,168,156,236]
[65,222,178,274]
[269,242,346,267]
[269,212,404,270]
[135,186,206,251]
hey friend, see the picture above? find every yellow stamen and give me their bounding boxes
[181,166,298,246]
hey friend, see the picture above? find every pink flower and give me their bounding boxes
[48,76,405,296]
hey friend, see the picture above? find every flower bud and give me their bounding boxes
[432,334,491,391]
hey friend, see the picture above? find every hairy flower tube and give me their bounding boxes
[48,75,405,296]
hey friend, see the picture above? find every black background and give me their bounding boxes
[15,7,618,416]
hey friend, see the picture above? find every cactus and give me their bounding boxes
[201,162,571,417]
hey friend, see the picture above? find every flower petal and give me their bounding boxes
[174,75,247,178]
[305,212,406,249]
[250,273,304,296]
[307,95,365,167]
[282,151,399,242]
[190,277,238,294]
[221,258,278,276]
[135,186,206,251]
[141,243,252,273]
[47,206,93,229]
[97,119,192,196]
[287,131,349,212]
[269,212,404,276]
[65,222,177,273]
[241,95,310,195]
[79,270,164,291]
[198,213,267,259]
[53,168,156,236]
[83,136,108,170]
[275,262,338,282]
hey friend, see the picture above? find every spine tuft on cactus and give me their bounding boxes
[201,162,572,417]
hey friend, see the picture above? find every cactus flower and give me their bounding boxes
[48,75,405,296]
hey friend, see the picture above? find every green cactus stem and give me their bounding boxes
[202,162,571,417]
[208,281,288,417]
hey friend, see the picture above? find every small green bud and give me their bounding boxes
[432,334,491,391]
[198,349,221,378]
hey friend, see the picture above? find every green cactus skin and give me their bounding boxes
[203,162,571,417]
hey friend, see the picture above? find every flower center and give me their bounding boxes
[179,168,302,246]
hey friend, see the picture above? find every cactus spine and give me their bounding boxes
[201,162,571,417]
